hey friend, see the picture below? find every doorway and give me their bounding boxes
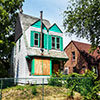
[52,60,60,74]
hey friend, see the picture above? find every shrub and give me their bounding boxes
[48,77,62,87]
[48,74,62,87]
[31,85,37,95]
[63,71,95,96]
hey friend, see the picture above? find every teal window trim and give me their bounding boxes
[50,60,52,75]
[31,59,35,74]
[60,37,63,51]
[51,35,61,50]
[30,31,40,47]
[30,31,34,47]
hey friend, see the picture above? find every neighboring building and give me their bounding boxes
[64,40,100,78]
[11,12,68,84]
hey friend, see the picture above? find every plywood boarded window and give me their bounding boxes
[34,58,50,75]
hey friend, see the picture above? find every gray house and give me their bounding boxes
[11,12,68,84]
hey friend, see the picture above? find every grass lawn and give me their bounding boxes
[2,85,82,100]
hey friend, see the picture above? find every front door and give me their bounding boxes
[52,60,60,74]
[53,64,59,73]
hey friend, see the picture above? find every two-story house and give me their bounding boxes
[11,12,68,84]
[64,40,100,79]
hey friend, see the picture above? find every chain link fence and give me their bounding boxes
[0,77,95,100]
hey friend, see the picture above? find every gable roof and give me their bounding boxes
[15,13,51,41]
[15,13,63,41]
[64,40,100,64]
[49,23,63,33]
[31,19,48,30]
[19,13,51,31]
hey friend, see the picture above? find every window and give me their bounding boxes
[52,37,55,49]
[64,67,69,74]
[72,52,75,61]
[57,37,60,49]
[34,33,39,46]
[52,36,60,49]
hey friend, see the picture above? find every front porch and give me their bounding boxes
[26,56,67,76]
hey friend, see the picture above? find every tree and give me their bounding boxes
[0,0,24,77]
[63,0,100,51]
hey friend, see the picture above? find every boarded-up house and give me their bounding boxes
[64,40,100,78]
[11,12,68,84]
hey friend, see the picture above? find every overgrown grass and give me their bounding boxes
[2,85,81,100]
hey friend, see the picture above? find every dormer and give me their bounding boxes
[30,21,63,51]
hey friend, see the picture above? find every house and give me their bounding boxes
[64,40,100,78]
[11,11,68,84]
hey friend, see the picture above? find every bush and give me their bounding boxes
[64,72,95,96]
[31,85,37,95]
[48,74,62,87]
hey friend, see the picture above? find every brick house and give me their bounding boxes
[64,40,100,78]
[10,12,68,84]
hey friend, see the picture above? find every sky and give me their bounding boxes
[22,0,90,48]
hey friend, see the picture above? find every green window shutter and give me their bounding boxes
[48,35,52,50]
[44,34,47,49]
[31,59,35,75]
[38,33,40,47]
[30,31,34,47]
[60,37,63,51]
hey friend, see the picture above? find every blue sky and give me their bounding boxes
[23,0,89,48]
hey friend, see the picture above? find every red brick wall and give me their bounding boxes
[64,42,88,74]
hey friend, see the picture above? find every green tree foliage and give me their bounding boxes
[63,0,100,50]
[0,0,24,77]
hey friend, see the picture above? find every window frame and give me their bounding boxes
[56,37,60,49]
[34,32,39,47]
[72,51,75,61]
[52,36,55,49]
[51,36,60,50]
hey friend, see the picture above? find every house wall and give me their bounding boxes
[12,16,67,84]
[64,42,88,74]
[14,35,28,79]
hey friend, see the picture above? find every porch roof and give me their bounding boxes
[26,47,68,60]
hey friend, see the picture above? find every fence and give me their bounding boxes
[0,77,95,100]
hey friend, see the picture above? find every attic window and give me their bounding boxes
[34,33,39,46]
[72,52,75,61]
